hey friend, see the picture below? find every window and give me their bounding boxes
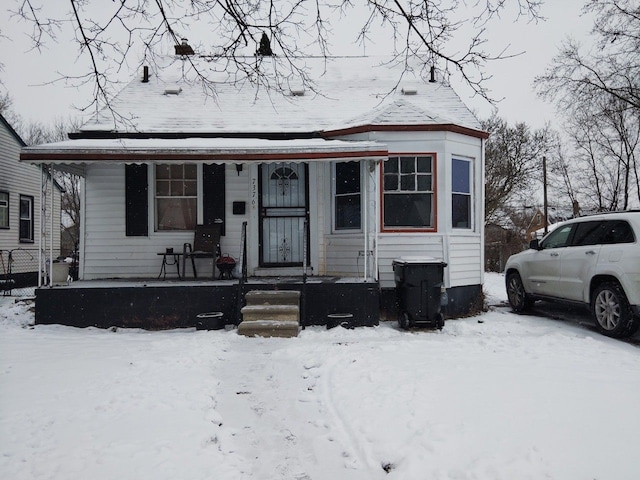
[571,221,605,246]
[0,191,8,228]
[334,161,361,230]
[598,220,634,244]
[452,158,471,229]
[19,195,34,242]
[541,224,573,249]
[383,155,433,229]
[155,164,197,231]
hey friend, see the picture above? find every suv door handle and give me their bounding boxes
[585,250,596,255]
[550,252,559,257]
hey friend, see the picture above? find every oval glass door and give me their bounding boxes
[259,163,308,266]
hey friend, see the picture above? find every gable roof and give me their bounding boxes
[76,56,485,138]
[0,113,27,147]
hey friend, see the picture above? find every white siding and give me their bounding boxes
[447,234,483,286]
[0,120,62,257]
[325,234,367,276]
[376,234,445,287]
[82,163,251,279]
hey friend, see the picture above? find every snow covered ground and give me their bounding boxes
[1,273,639,480]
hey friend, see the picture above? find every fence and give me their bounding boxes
[0,248,70,297]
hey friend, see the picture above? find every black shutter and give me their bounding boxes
[203,163,226,235]
[125,164,148,236]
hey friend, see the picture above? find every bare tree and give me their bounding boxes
[9,0,543,116]
[562,95,640,211]
[536,0,640,212]
[482,114,555,224]
[536,0,640,115]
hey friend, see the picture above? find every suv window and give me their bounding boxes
[541,224,573,249]
[571,221,605,246]
[601,220,635,244]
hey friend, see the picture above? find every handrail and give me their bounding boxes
[302,219,308,283]
[235,221,248,325]
[301,219,308,327]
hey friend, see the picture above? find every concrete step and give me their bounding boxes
[237,320,300,338]
[240,304,299,323]
[244,290,301,306]
[238,289,301,338]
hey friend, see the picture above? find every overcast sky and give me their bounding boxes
[0,1,593,130]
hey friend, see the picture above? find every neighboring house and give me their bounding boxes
[525,207,573,241]
[22,54,488,328]
[0,113,62,291]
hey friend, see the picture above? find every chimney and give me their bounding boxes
[429,66,437,83]
[142,66,149,83]
[256,32,273,56]
[175,38,195,56]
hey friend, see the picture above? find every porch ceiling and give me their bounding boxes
[21,137,388,172]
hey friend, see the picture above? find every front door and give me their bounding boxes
[259,163,309,266]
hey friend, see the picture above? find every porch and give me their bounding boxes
[35,276,380,330]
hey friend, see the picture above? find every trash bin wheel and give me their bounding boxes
[399,312,411,330]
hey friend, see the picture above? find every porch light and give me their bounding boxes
[236,163,243,175]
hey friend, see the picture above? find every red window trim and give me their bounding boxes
[380,152,438,233]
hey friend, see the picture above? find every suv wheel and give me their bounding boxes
[592,282,638,338]
[506,272,533,312]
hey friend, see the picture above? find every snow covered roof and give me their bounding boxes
[77,56,484,136]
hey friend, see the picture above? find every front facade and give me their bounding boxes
[22,55,487,326]
[1,113,62,292]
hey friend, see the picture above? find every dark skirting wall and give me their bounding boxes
[35,280,380,329]
[380,284,484,321]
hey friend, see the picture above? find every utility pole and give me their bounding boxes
[543,156,548,235]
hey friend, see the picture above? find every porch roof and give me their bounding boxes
[21,137,388,172]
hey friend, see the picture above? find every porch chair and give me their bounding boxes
[182,224,222,279]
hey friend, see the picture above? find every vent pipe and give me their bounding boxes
[142,66,149,83]
[429,66,436,83]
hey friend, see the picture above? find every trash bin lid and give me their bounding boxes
[393,256,447,266]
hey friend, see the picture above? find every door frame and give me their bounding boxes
[258,163,311,267]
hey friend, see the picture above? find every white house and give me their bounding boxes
[1,113,63,291]
[22,54,487,327]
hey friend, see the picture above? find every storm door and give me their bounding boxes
[259,163,309,266]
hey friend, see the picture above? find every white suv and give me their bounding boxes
[504,211,640,338]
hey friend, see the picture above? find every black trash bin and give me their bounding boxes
[393,257,447,330]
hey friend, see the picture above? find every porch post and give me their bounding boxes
[50,166,54,286]
[38,165,44,287]
[363,160,368,280]
[373,159,380,282]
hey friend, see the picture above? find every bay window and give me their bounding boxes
[452,158,472,229]
[383,155,434,229]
